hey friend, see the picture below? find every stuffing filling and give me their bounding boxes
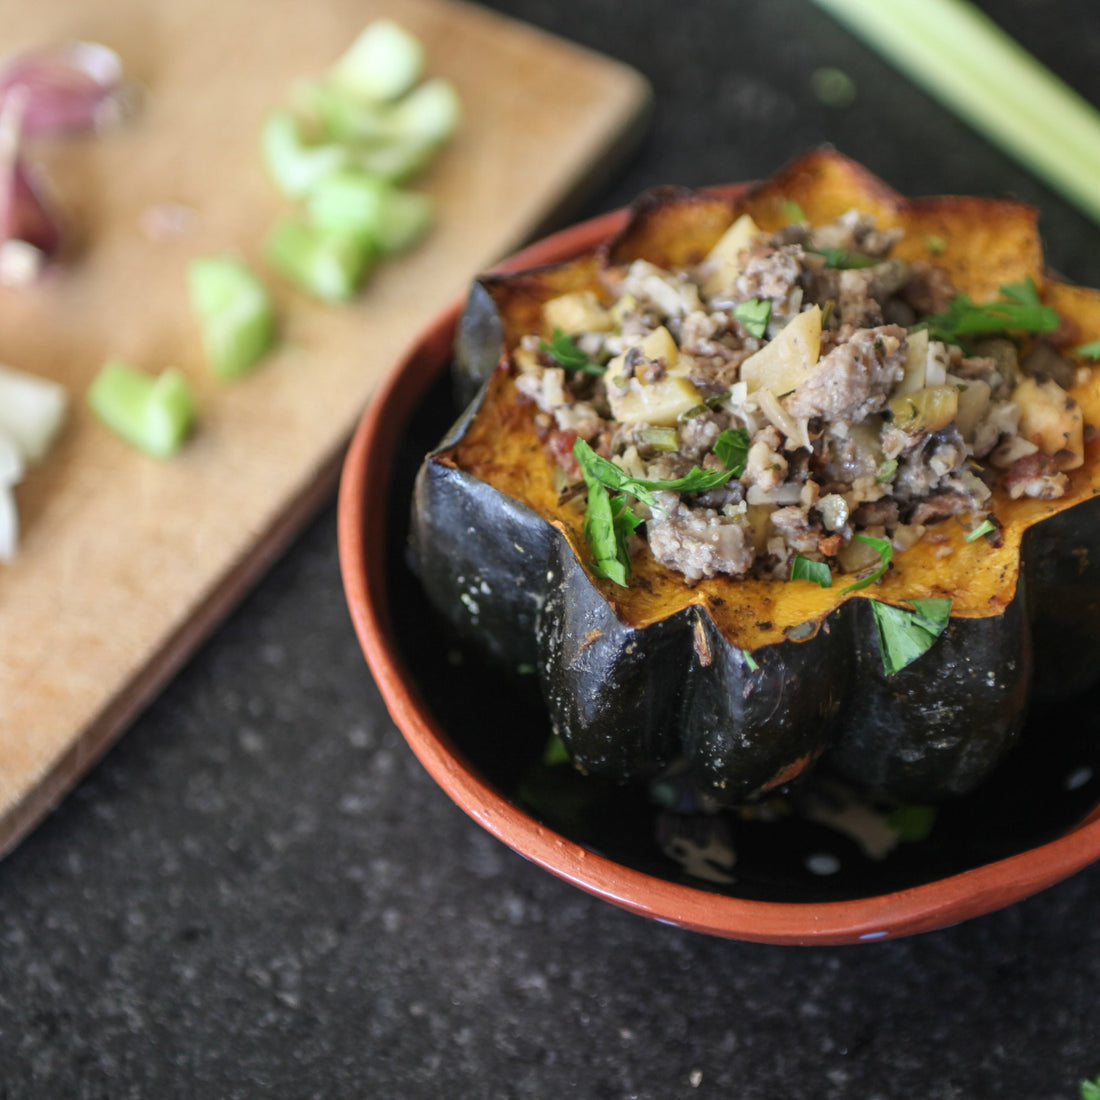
[510,209,1089,583]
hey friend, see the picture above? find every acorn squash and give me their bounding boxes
[410,149,1100,805]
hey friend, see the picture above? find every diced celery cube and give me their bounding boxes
[188,255,276,380]
[264,216,376,303]
[304,171,435,255]
[87,360,196,458]
[291,79,392,146]
[260,108,349,198]
[329,20,425,103]
[383,77,461,145]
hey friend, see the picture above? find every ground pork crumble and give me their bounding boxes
[510,208,1088,583]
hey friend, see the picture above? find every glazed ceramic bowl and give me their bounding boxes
[337,206,1100,945]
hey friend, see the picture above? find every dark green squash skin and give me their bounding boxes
[408,289,1100,806]
[409,387,549,671]
[823,592,1033,801]
[1024,502,1100,700]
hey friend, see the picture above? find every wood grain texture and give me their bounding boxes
[0,0,651,855]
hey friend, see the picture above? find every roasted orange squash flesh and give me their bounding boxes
[449,151,1100,651]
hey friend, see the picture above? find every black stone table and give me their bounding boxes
[4,2,1100,1096]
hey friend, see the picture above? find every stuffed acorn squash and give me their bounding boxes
[410,149,1100,805]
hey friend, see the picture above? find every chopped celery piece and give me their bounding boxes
[264,215,375,303]
[353,138,438,185]
[293,74,460,157]
[291,79,393,146]
[87,360,196,458]
[329,19,425,104]
[304,171,435,255]
[260,108,349,199]
[811,0,1100,227]
[383,77,461,146]
[187,255,276,380]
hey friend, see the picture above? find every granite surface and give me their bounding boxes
[4,1,1100,1096]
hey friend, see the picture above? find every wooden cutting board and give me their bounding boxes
[0,0,650,856]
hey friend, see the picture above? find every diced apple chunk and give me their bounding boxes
[604,324,702,424]
[605,325,682,387]
[953,377,991,441]
[701,214,762,297]
[1013,376,1084,468]
[542,291,612,335]
[896,326,928,396]
[608,375,703,426]
[739,305,821,396]
[887,385,958,434]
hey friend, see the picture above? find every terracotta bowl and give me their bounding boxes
[337,206,1100,945]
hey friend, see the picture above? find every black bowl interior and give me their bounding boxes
[382,358,1100,904]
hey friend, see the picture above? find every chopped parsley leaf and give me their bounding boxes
[791,554,833,587]
[573,438,738,586]
[919,276,1060,345]
[714,427,750,476]
[580,473,642,586]
[810,245,877,269]
[1074,338,1100,360]
[964,516,1000,543]
[732,297,771,338]
[870,597,952,676]
[539,327,606,375]
[887,803,938,842]
[876,458,898,483]
[782,199,805,224]
[841,534,893,593]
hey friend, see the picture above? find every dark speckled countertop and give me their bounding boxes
[4,1,1100,1096]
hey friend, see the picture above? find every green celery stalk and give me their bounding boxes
[188,255,276,380]
[811,0,1100,226]
[87,360,196,458]
[265,215,376,303]
[260,108,349,199]
[328,20,425,104]
[305,171,435,255]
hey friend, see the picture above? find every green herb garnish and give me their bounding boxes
[732,297,771,338]
[714,427,750,476]
[781,199,805,224]
[574,438,738,585]
[791,554,833,587]
[870,597,952,676]
[925,234,946,256]
[887,803,938,842]
[742,649,760,672]
[580,473,643,586]
[875,458,898,483]
[574,439,736,510]
[964,516,999,543]
[1081,1073,1100,1100]
[919,276,1060,345]
[542,733,572,766]
[1075,339,1100,360]
[841,533,893,593]
[810,245,877,269]
[539,327,606,375]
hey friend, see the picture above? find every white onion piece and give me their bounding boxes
[0,428,26,484]
[0,41,124,138]
[0,362,67,462]
[0,483,17,561]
